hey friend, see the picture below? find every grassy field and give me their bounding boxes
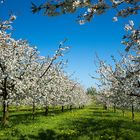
[0,106,140,140]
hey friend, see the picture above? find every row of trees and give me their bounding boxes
[95,20,140,121]
[31,0,140,120]
[0,16,91,126]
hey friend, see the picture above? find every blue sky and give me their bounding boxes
[0,0,139,88]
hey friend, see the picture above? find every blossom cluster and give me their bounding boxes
[0,17,90,124]
[31,0,140,24]
[95,21,140,111]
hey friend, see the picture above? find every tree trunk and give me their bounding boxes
[113,103,116,113]
[103,104,107,110]
[131,103,134,122]
[61,106,64,112]
[70,105,72,110]
[45,105,49,116]
[2,100,9,126]
[32,101,35,120]
[2,77,9,126]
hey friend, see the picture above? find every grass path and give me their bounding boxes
[0,106,140,140]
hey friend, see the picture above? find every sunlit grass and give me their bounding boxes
[0,106,140,140]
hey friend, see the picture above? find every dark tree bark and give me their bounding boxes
[61,106,64,112]
[70,105,72,110]
[45,105,49,116]
[131,103,134,122]
[113,103,116,113]
[2,100,9,126]
[103,104,107,110]
[32,101,35,120]
[2,77,9,126]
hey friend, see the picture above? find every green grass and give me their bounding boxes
[0,106,140,140]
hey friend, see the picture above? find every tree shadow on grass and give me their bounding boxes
[66,109,140,140]
[7,119,139,140]
[1,107,140,140]
[26,108,140,140]
[0,108,76,127]
[70,118,134,139]
[27,129,75,140]
[26,120,137,140]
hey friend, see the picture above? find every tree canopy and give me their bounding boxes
[31,0,140,24]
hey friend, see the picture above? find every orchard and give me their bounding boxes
[0,0,140,140]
